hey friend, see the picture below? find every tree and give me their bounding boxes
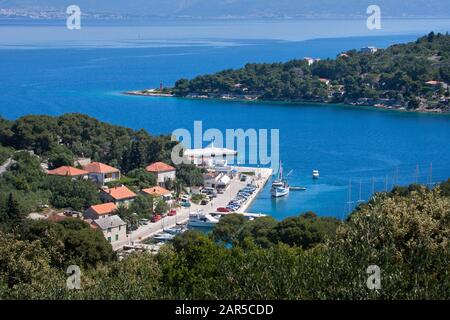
[175,164,204,187]
[154,200,169,215]
[126,168,156,189]
[130,194,153,219]
[46,176,100,211]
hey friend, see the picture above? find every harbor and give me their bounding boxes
[115,165,272,252]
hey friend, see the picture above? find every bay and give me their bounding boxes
[1,20,449,219]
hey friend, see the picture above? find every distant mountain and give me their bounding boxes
[1,0,450,19]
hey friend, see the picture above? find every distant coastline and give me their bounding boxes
[122,89,449,115]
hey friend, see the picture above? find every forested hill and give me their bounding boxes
[0,113,175,173]
[172,33,450,112]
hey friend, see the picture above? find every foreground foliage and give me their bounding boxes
[0,185,448,300]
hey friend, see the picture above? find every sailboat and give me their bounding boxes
[271,161,290,198]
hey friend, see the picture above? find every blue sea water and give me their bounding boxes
[1,20,450,219]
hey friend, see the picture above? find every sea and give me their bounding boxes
[1,18,450,220]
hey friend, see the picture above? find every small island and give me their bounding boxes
[127,32,450,114]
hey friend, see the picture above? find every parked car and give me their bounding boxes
[216,207,230,213]
[139,219,150,225]
[240,175,248,182]
[180,201,191,208]
[168,210,177,216]
[151,215,162,223]
[200,199,210,206]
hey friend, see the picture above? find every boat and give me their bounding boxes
[290,186,307,191]
[312,170,320,179]
[187,211,220,227]
[153,233,175,241]
[164,225,187,235]
[271,161,290,198]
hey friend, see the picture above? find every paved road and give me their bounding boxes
[0,158,13,175]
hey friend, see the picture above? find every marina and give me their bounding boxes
[114,165,273,252]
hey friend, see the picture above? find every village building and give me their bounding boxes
[145,162,176,187]
[82,162,121,185]
[93,215,127,244]
[84,202,117,220]
[47,166,88,179]
[203,171,231,190]
[141,186,173,201]
[100,186,136,207]
[304,57,321,66]
[361,46,378,53]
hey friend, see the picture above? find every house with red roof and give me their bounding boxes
[145,161,176,187]
[100,186,137,207]
[82,162,121,185]
[141,186,173,201]
[84,202,117,220]
[47,166,88,179]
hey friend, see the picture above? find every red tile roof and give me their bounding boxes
[145,161,176,173]
[82,162,119,174]
[102,186,136,200]
[141,186,171,197]
[47,166,88,177]
[88,203,117,216]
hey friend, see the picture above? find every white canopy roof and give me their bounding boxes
[218,175,231,185]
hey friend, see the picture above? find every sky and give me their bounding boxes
[1,0,450,19]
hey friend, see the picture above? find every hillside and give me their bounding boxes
[2,0,450,19]
[170,33,450,112]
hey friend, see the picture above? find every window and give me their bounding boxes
[107,237,111,242]
[119,225,121,231]
[115,234,119,241]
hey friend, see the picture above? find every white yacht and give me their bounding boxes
[271,161,290,198]
[312,170,320,179]
[188,211,220,227]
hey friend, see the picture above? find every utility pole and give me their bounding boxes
[357,179,364,204]
[346,179,354,214]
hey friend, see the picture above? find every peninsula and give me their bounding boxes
[127,33,450,113]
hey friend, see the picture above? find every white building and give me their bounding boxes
[93,215,127,244]
[203,171,231,190]
[304,57,321,66]
[361,46,378,54]
[145,162,176,187]
[82,162,121,185]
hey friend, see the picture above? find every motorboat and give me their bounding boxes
[312,170,320,179]
[187,211,220,227]
[153,233,175,241]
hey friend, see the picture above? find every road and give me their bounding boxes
[0,158,13,175]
